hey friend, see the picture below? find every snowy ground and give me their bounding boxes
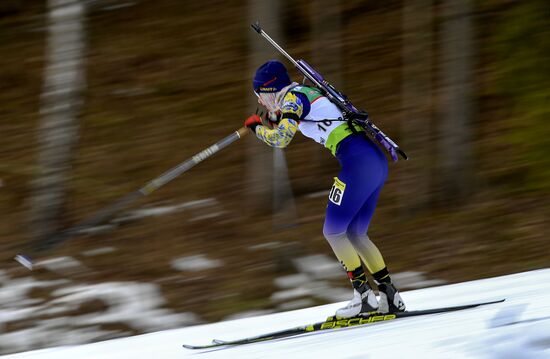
[0,199,449,354]
[1,268,548,359]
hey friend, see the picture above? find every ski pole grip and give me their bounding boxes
[251,22,262,33]
[237,126,249,138]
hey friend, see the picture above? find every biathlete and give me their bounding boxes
[244,60,406,317]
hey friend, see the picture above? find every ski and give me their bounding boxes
[182,299,504,349]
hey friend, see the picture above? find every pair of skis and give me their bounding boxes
[182,299,504,350]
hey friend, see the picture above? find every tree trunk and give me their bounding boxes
[309,0,342,193]
[28,0,87,250]
[272,148,297,229]
[246,1,286,214]
[400,0,434,213]
[437,0,475,203]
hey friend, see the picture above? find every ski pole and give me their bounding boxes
[15,127,249,270]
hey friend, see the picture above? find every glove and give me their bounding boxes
[244,114,262,132]
[267,111,281,124]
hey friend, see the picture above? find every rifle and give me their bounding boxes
[251,22,408,162]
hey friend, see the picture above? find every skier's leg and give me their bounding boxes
[323,172,374,273]
[347,186,406,313]
[323,173,380,318]
[346,186,386,274]
[323,220,378,317]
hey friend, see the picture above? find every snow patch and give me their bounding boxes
[171,255,223,272]
[277,298,316,311]
[116,198,219,223]
[270,287,313,302]
[0,271,200,355]
[273,274,310,289]
[81,247,117,257]
[392,271,447,289]
[36,256,84,271]
[293,254,343,280]
[51,283,199,330]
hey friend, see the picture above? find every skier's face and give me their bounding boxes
[256,91,279,113]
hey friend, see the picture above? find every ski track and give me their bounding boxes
[1,269,549,359]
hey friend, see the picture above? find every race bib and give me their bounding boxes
[329,177,346,205]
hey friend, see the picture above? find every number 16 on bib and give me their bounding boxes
[329,177,346,205]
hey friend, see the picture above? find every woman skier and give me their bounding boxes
[244,60,406,317]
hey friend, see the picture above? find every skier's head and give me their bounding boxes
[253,60,291,93]
[253,60,291,112]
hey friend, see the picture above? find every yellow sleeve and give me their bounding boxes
[255,118,298,148]
[254,92,302,148]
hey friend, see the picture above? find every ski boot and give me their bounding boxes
[377,282,406,313]
[336,267,378,318]
[372,267,406,313]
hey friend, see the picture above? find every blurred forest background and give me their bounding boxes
[0,0,548,353]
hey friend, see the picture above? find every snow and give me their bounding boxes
[391,271,447,289]
[116,199,220,223]
[49,283,199,330]
[35,257,84,272]
[81,247,117,257]
[1,268,549,359]
[293,254,343,279]
[273,273,311,288]
[171,255,223,272]
[0,273,198,353]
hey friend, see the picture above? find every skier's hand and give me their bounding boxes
[267,111,282,125]
[244,114,262,132]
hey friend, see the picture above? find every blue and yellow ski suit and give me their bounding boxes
[254,85,389,277]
